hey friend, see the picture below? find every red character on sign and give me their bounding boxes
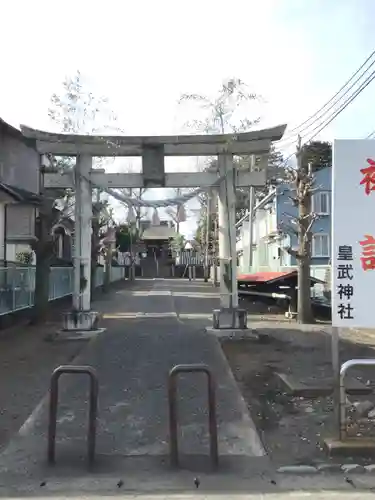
[360,158,375,195]
[359,234,375,270]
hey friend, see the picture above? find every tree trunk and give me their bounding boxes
[297,174,314,324]
[297,255,313,323]
[31,209,54,325]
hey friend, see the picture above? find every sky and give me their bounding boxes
[1,0,375,237]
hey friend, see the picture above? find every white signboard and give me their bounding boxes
[332,140,375,328]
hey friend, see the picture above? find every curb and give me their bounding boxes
[277,463,375,474]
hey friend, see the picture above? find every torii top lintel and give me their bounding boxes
[21,124,286,157]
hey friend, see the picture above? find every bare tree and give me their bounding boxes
[283,137,317,324]
[178,77,262,220]
[32,70,120,323]
[280,139,332,323]
[179,77,260,135]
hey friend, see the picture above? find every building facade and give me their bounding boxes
[237,166,331,292]
[0,118,74,266]
[0,118,41,264]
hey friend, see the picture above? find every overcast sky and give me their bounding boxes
[1,0,375,237]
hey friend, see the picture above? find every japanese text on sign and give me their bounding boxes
[333,140,375,328]
[336,245,354,321]
[359,234,375,271]
[360,158,375,195]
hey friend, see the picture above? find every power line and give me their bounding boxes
[305,70,375,142]
[278,56,375,147]
[276,69,375,168]
[277,68,375,154]
[281,49,375,139]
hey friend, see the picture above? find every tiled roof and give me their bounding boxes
[0,182,42,204]
[141,225,176,240]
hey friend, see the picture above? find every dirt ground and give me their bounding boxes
[0,318,86,451]
[222,320,375,467]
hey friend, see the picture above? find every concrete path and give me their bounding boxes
[2,280,375,496]
[0,279,270,492]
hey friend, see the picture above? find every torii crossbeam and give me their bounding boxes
[21,124,286,333]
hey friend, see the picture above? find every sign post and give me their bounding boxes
[332,140,375,437]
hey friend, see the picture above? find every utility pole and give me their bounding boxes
[211,189,219,286]
[204,190,212,282]
[247,155,256,271]
[296,136,314,324]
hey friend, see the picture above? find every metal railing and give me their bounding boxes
[48,365,99,466]
[339,359,375,441]
[0,266,126,316]
[168,364,219,469]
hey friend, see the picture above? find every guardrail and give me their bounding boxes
[339,359,375,440]
[0,266,126,316]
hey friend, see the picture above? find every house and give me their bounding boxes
[0,117,73,265]
[237,166,331,294]
[139,219,176,258]
[0,118,43,264]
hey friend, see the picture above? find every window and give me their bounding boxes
[312,191,330,215]
[312,234,330,258]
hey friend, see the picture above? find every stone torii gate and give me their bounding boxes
[21,125,286,332]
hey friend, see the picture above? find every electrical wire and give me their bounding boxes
[98,65,375,210]
[64,55,375,214]
[305,69,375,143]
[278,59,375,147]
[278,49,375,143]
[276,68,375,161]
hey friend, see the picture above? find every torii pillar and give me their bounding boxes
[212,154,247,329]
[19,123,287,335]
[73,155,92,312]
[64,154,101,334]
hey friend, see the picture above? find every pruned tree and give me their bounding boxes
[283,137,319,324]
[32,70,120,323]
[278,140,332,323]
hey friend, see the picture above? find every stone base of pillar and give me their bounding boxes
[205,326,259,341]
[203,265,209,282]
[212,307,247,329]
[55,310,106,340]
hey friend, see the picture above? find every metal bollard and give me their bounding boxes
[47,365,99,466]
[168,364,219,468]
